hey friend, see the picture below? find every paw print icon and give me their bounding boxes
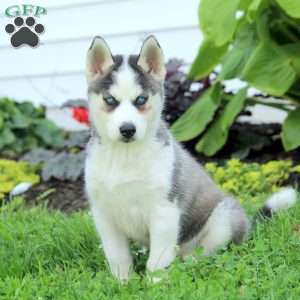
[5,16,45,48]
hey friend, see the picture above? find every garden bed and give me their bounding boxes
[19,122,300,213]
[1,60,299,213]
[24,178,87,213]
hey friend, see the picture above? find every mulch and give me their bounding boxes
[24,178,88,213]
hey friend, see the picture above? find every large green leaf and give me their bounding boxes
[218,22,257,80]
[282,43,300,75]
[22,136,39,151]
[247,0,266,21]
[0,115,3,130]
[7,139,26,154]
[276,0,300,19]
[0,98,19,116]
[10,113,31,129]
[195,115,227,156]
[242,42,296,96]
[189,39,228,80]
[171,83,222,141]
[248,0,263,11]
[221,88,248,131]
[33,119,65,147]
[196,88,247,155]
[239,0,252,10]
[281,108,300,151]
[287,79,300,100]
[18,102,36,116]
[17,102,45,119]
[199,0,240,46]
[0,128,16,149]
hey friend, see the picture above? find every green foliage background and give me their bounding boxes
[0,98,64,155]
[172,0,300,156]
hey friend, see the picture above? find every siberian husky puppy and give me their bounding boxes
[85,36,298,281]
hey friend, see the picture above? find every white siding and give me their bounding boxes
[0,0,202,106]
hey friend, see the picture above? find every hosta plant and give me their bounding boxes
[0,97,65,155]
[172,0,300,156]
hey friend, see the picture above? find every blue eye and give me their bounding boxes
[134,95,148,106]
[104,95,119,107]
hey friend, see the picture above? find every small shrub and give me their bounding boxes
[0,97,65,155]
[205,159,300,204]
[0,159,40,200]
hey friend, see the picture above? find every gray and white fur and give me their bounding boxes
[84,36,298,281]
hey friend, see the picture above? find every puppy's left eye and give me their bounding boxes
[134,95,148,107]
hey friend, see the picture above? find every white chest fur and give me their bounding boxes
[85,139,174,243]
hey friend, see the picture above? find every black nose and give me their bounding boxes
[119,123,136,139]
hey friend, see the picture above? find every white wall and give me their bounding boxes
[0,0,202,106]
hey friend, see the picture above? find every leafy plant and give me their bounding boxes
[172,0,300,156]
[0,159,40,200]
[0,98,65,155]
[205,159,300,205]
[22,148,86,182]
[41,151,85,181]
[22,130,90,182]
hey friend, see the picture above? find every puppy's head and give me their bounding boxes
[86,36,166,144]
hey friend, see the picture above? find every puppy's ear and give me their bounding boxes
[137,35,166,81]
[86,36,114,82]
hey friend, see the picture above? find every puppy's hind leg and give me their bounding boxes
[199,198,250,255]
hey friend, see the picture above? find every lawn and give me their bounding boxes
[0,195,299,300]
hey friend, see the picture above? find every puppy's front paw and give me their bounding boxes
[146,269,168,284]
[110,262,132,282]
[146,250,176,272]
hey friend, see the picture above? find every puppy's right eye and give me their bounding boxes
[103,95,119,107]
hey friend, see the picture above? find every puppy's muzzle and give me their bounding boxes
[120,122,136,141]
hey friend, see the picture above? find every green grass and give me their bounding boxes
[0,199,300,300]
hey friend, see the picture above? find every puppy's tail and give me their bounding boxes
[255,187,298,221]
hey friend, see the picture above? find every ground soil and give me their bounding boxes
[24,178,88,213]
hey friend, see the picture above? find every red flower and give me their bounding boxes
[72,107,90,125]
